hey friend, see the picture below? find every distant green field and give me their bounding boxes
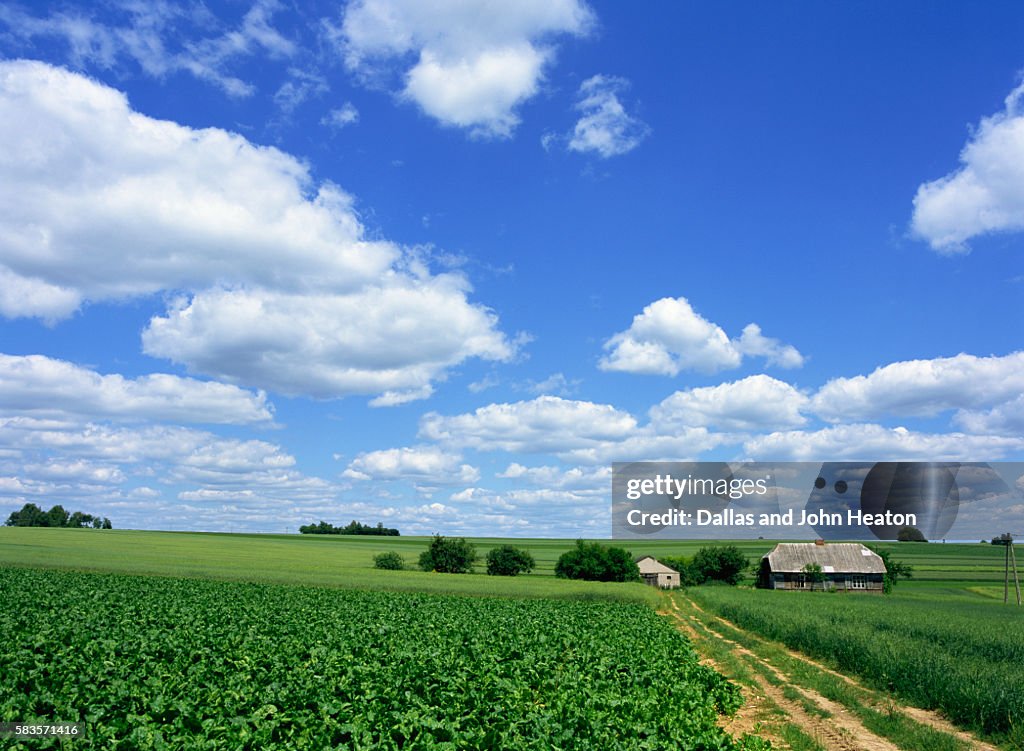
[0,528,1011,599]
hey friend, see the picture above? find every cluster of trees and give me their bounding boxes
[989,533,1015,546]
[554,540,639,582]
[375,538,536,576]
[549,542,752,586]
[299,520,399,536]
[5,503,111,529]
[660,545,750,586]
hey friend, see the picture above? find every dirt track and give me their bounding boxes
[662,594,1001,751]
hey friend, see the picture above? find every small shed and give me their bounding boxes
[636,556,680,589]
[758,541,886,592]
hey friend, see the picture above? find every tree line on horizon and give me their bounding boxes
[5,502,112,529]
[299,519,400,536]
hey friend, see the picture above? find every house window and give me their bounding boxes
[849,575,867,589]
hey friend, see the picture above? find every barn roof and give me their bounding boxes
[763,543,886,574]
[635,555,678,575]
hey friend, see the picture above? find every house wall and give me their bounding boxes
[641,572,680,589]
[657,572,679,588]
[768,572,884,592]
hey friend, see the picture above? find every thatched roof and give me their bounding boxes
[635,555,678,575]
[763,543,886,574]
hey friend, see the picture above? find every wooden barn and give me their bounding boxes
[757,541,886,592]
[636,556,680,589]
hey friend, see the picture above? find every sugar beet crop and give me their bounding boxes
[0,568,762,750]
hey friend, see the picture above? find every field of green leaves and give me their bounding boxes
[690,586,1024,739]
[0,567,766,750]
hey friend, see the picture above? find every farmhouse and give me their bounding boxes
[757,541,886,592]
[636,556,680,588]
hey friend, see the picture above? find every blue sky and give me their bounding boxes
[0,0,1022,536]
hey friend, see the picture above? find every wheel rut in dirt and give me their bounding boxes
[679,595,1002,751]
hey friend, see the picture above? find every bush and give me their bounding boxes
[486,545,535,576]
[373,551,405,570]
[554,540,640,582]
[691,545,749,585]
[418,535,477,574]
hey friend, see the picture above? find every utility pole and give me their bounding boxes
[1012,535,1021,607]
[1003,533,1021,606]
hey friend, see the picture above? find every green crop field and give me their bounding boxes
[0,528,1019,749]
[0,567,765,751]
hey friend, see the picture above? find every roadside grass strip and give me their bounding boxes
[690,586,1024,742]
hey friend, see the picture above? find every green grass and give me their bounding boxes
[0,528,669,604]
[0,528,1012,603]
[690,585,1024,739]
[682,596,973,751]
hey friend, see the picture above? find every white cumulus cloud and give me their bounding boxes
[0,353,272,424]
[954,394,1024,437]
[343,446,479,484]
[744,424,1024,462]
[811,352,1024,422]
[0,61,514,401]
[141,282,511,400]
[420,395,636,453]
[419,395,725,465]
[497,463,610,490]
[651,375,808,432]
[338,0,593,138]
[600,297,803,376]
[912,81,1024,253]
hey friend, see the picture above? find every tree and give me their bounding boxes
[486,545,535,576]
[68,511,95,528]
[373,551,405,570]
[867,546,913,593]
[658,555,704,587]
[802,562,826,590]
[991,533,1014,546]
[47,505,70,528]
[418,535,477,574]
[554,540,640,582]
[691,545,750,585]
[897,526,927,542]
[5,503,44,527]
